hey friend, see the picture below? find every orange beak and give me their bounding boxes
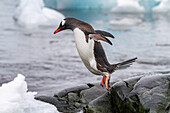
[54,28,61,34]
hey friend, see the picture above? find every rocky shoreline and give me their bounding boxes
[35,73,170,113]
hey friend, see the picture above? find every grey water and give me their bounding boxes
[0,0,170,96]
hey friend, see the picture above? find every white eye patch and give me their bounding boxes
[62,20,66,26]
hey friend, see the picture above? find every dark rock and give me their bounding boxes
[131,74,170,113]
[84,74,170,113]
[35,96,61,106]
[85,92,113,113]
[36,74,170,113]
[87,83,95,88]
[112,76,143,100]
[80,83,107,104]
[85,90,148,113]
[35,96,80,113]
[55,84,90,98]
[110,90,149,113]
[68,93,80,103]
[75,102,81,108]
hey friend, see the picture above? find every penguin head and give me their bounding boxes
[54,18,87,34]
[54,19,67,34]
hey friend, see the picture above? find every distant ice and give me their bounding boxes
[49,0,116,10]
[109,18,142,26]
[42,0,170,13]
[111,0,144,13]
[139,0,160,13]
[0,74,58,113]
[14,0,65,29]
[153,0,170,13]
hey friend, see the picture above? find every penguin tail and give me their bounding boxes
[110,57,137,73]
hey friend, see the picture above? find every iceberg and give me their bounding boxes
[110,0,145,13]
[14,0,65,28]
[44,0,116,10]
[43,0,170,14]
[153,0,170,13]
[0,74,58,113]
[139,0,160,13]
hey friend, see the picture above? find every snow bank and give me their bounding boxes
[14,0,65,28]
[0,74,58,113]
[109,18,142,26]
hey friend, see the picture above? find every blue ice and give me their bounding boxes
[44,0,169,13]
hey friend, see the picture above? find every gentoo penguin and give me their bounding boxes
[54,18,137,90]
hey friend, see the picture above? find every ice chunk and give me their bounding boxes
[111,0,144,13]
[139,0,160,13]
[14,0,65,29]
[153,0,170,13]
[109,18,142,26]
[0,74,58,113]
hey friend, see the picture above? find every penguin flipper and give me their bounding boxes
[89,34,112,45]
[95,30,115,39]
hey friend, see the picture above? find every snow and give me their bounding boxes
[0,74,58,113]
[109,18,142,26]
[14,0,65,29]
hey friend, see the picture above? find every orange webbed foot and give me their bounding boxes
[100,75,111,91]
[105,75,111,91]
[100,76,106,87]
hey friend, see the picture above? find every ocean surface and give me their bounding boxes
[0,0,170,96]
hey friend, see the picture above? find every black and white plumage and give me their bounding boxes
[54,18,137,90]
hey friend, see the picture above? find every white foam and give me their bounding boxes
[14,0,65,29]
[0,74,58,113]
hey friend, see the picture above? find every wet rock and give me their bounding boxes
[131,74,170,113]
[54,84,90,98]
[80,84,107,104]
[85,88,148,113]
[68,93,79,103]
[86,74,170,113]
[112,76,143,100]
[75,102,81,108]
[85,92,113,113]
[35,96,79,112]
[35,74,170,113]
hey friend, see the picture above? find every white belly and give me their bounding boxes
[73,28,101,75]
